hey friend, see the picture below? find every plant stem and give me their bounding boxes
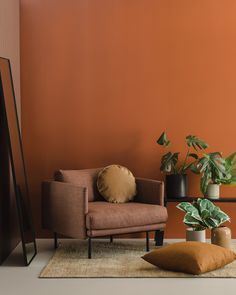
[173,166,177,174]
[181,147,190,173]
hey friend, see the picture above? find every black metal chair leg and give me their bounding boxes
[155,230,164,246]
[110,236,113,243]
[146,231,150,252]
[54,232,58,249]
[88,237,92,259]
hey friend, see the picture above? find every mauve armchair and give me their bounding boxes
[42,168,168,258]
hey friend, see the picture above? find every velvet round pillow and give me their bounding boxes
[97,165,136,203]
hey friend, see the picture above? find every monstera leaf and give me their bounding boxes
[160,152,179,173]
[197,153,227,195]
[186,135,208,151]
[220,152,236,185]
[156,132,209,174]
[157,132,170,147]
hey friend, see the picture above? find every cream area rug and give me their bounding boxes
[40,240,236,278]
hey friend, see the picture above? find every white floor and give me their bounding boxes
[1,239,236,295]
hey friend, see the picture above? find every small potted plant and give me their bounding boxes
[192,152,236,199]
[177,198,230,243]
[156,132,208,199]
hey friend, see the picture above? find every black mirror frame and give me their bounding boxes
[0,57,37,266]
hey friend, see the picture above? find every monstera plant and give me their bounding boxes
[157,132,208,174]
[156,132,208,198]
[177,198,230,242]
[192,152,236,199]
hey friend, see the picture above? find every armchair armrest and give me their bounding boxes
[135,178,164,206]
[42,180,88,239]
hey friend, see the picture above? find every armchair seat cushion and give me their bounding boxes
[86,201,168,230]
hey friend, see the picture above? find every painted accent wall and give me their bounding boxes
[21,0,236,238]
[0,0,20,263]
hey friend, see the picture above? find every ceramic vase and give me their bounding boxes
[211,226,232,249]
[186,228,206,242]
[207,183,220,199]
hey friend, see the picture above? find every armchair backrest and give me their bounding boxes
[54,168,103,201]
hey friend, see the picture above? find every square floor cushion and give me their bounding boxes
[142,241,236,275]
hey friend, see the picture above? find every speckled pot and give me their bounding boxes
[211,226,232,249]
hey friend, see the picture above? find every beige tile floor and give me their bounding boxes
[1,239,236,295]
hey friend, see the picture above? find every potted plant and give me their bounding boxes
[177,198,230,243]
[156,132,208,199]
[192,152,236,199]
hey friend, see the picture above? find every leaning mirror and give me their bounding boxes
[0,57,37,265]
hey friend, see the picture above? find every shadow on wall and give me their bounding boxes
[95,130,142,172]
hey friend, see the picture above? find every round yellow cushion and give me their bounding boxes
[97,165,136,203]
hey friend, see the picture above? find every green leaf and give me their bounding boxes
[225,152,236,166]
[177,198,230,229]
[200,209,209,219]
[157,132,170,147]
[211,209,230,224]
[181,162,194,173]
[223,152,236,185]
[177,202,203,222]
[200,173,211,195]
[188,153,198,159]
[183,213,202,226]
[177,202,197,213]
[190,163,200,174]
[160,152,179,173]
[203,218,218,229]
[197,152,228,188]
[198,198,215,213]
[186,135,209,151]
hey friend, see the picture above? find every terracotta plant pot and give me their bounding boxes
[207,183,220,199]
[211,226,232,249]
[186,228,206,242]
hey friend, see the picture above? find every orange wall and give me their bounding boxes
[20,0,236,238]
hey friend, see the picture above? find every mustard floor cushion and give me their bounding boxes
[142,241,236,275]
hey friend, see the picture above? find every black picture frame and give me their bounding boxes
[0,57,37,266]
